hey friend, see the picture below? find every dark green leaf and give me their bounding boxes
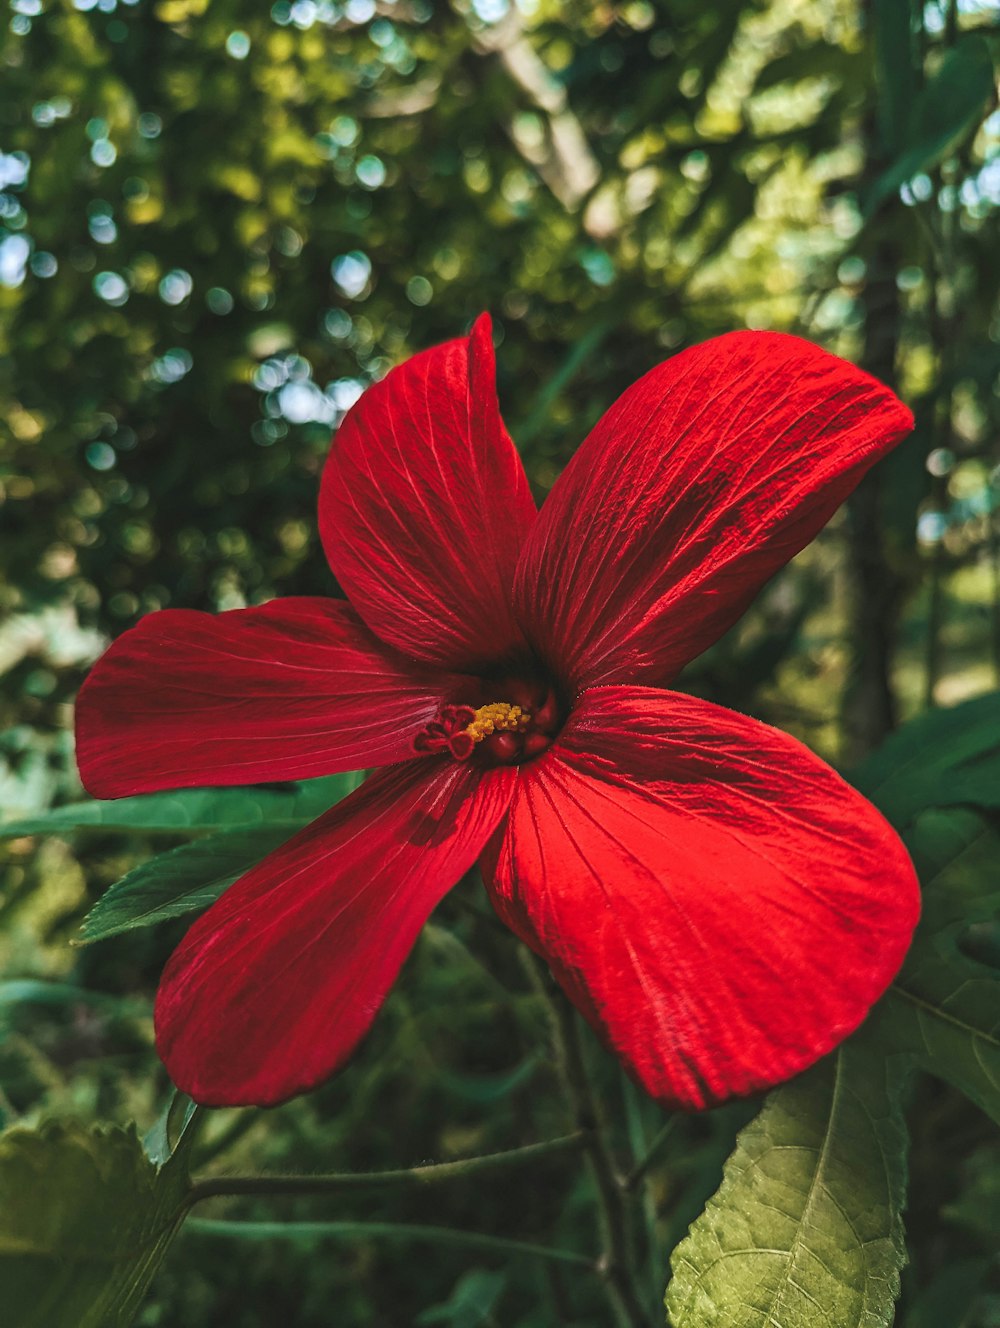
[851,690,1000,828]
[415,1269,508,1327]
[903,1258,993,1328]
[666,1042,907,1328]
[0,772,360,839]
[873,809,1000,1123]
[435,1059,538,1105]
[880,979,1000,1125]
[855,702,1000,1122]
[872,0,916,156]
[0,1118,193,1328]
[867,36,995,212]
[751,42,858,94]
[78,825,295,944]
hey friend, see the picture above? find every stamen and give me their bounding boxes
[414,694,552,765]
[463,702,531,746]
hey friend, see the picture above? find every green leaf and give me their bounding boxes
[415,1268,508,1327]
[0,1118,193,1328]
[751,42,858,94]
[0,980,146,1017]
[872,809,1000,1123]
[880,980,1000,1125]
[872,0,916,157]
[867,36,995,212]
[0,771,360,839]
[514,319,612,447]
[435,1058,538,1105]
[78,825,295,944]
[851,690,1000,829]
[142,1094,198,1168]
[665,1043,907,1328]
[903,1258,993,1328]
[853,701,1000,1123]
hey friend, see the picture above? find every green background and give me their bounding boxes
[0,0,997,1323]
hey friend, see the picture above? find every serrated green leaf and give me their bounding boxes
[0,1118,193,1328]
[851,690,1000,828]
[78,824,295,944]
[867,36,995,212]
[0,771,360,839]
[665,1042,907,1328]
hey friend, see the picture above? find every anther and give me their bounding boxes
[463,702,531,746]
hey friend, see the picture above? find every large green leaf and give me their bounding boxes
[665,1043,907,1328]
[0,1118,194,1328]
[867,36,995,212]
[0,772,360,839]
[77,825,296,944]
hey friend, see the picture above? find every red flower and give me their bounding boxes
[76,315,920,1110]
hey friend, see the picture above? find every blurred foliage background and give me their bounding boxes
[0,0,997,1323]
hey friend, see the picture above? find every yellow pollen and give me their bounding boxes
[464,702,531,744]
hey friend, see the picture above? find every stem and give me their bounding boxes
[187,1133,584,1207]
[923,493,946,709]
[523,951,655,1328]
[185,1217,593,1269]
[621,1077,667,1307]
[624,1116,679,1193]
[991,510,1000,689]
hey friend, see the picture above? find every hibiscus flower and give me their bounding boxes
[76,314,920,1110]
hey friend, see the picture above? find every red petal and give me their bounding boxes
[484,686,919,1110]
[514,332,914,689]
[76,598,471,798]
[155,758,515,1106]
[320,313,536,671]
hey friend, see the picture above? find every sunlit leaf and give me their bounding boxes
[665,1043,907,1328]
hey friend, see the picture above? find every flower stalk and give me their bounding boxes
[185,1131,585,1207]
[186,1218,594,1269]
[524,950,656,1328]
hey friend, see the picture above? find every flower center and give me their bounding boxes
[415,685,562,766]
